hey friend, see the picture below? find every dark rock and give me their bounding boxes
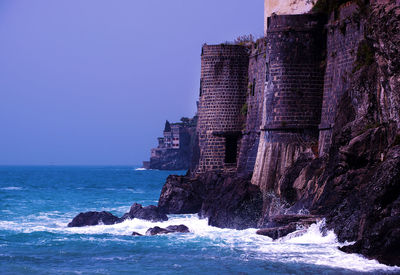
[199,173,263,230]
[257,215,321,240]
[159,172,263,229]
[120,203,168,222]
[131,231,143,236]
[67,211,120,227]
[271,214,319,225]
[146,226,171,235]
[145,224,190,236]
[166,224,190,233]
[158,175,204,214]
[257,224,298,240]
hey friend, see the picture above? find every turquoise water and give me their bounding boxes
[0,166,399,275]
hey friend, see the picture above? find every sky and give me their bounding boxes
[0,0,263,165]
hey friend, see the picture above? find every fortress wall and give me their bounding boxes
[195,45,249,173]
[252,14,326,193]
[318,3,365,156]
[264,0,315,34]
[237,38,267,175]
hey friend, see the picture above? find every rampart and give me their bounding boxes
[195,45,249,173]
[252,13,326,192]
[237,38,267,174]
[318,2,365,156]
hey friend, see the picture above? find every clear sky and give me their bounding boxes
[0,0,263,165]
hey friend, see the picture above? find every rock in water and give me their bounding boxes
[257,224,298,240]
[158,175,204,214]
[146,226,171,235]
[146,225,190,236]
[158,172,263,229]
[131,231,143,236]
[120,203,168,222]
[199,173,263,230]
[257,215,320,240]
[67,211,120,227]
[166,225,190,233]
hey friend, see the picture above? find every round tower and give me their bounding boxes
[195,44,249,173]
[263,14,326,136]
[252,13,326,192]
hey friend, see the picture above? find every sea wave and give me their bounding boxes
[0,214,399,273]
[0,186,23,191]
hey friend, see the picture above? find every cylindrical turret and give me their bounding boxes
[263,14,326,135]
[195,44,249,173]
[252,13,326,193]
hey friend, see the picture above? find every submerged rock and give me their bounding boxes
[145,224,189,236]
[120,203,168,222]
[68,211,120,227]
[131,231,143,236]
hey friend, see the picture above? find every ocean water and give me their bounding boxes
[0,166,399,275]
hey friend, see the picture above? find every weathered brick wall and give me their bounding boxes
[263,14,326,132]
[318,3,365,156]
[252,14,326,191]
[237,38,267,174]
[195,45,249,173]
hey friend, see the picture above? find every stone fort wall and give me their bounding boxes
[318,2,365,156]
[195,45,249,173]
[264,0,315,34]
[237,38,267,175]
[252,13,326,192]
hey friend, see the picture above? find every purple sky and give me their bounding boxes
[0,0,263,165]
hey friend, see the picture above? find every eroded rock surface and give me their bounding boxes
[145,224,189,236]
[68,211,120,227]
[120,203,168,222]
[158,173,263,230]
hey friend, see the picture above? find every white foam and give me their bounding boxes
[0,186,23,191]
[0,213,399,273]
[134,168,147,171]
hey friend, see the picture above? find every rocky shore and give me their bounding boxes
[68,1,399,267]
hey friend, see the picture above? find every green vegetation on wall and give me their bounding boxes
[241,103,248,116]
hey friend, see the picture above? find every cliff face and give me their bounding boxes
[274,2,400,266]
[158,0,400,266]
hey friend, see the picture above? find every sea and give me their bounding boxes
[0,166,399,275]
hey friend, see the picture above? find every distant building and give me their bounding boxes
[144,117,197,170]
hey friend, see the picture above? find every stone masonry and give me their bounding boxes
[318,2,365,156]
[195,45,249,173]
[237,38,267,175]
[252,13,326,192]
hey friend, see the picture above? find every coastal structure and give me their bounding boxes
[193,1,368,193]
[318,2,365,155]
[103,0,400,266]
[194,45,249,173]
[264,0,315,33]
[145,117,197,170]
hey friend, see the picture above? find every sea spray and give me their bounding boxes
[1,166,399,274]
